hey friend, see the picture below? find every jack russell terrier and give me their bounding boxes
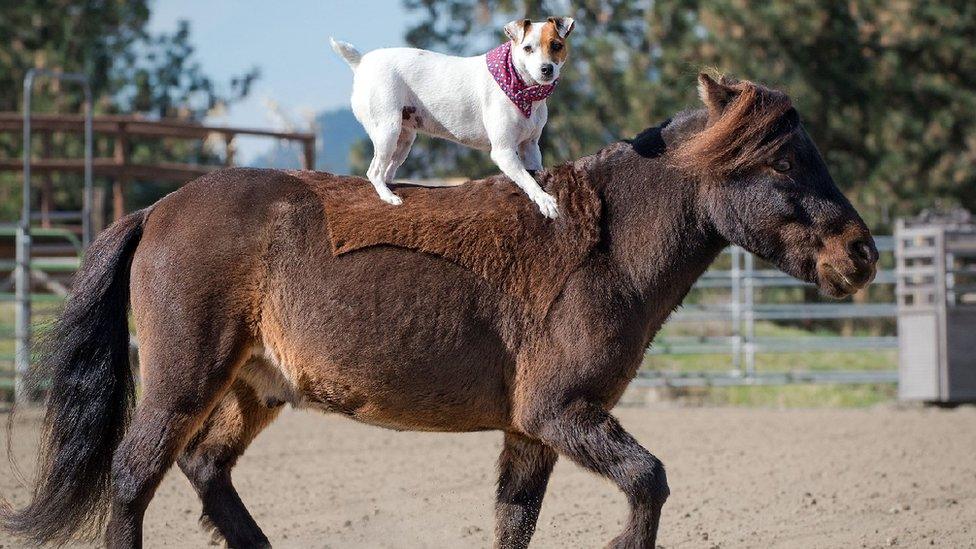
[330,16,575,218]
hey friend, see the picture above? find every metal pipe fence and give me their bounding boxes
[15,69,93,403]
[0,70,318,405]
[1,236,901,399]
[637,236,898,387]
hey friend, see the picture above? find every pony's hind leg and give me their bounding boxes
[178,377,282,548]
[494,433,558,549]
[105,329,251,548]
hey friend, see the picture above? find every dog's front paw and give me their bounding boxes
[532,192,559,219]
[379,193,403,206]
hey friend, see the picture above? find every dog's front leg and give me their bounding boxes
[490,147,558,219]
[519,138,544,172]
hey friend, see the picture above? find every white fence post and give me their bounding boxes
[730,246,742,375]
[744,252,756,375]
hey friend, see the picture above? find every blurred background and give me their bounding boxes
[1,0,975,407]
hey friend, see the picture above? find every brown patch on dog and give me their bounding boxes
[541,20,569,63]
[299,165,601,320]
[401,106,417,120]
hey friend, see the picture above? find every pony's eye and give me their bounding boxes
[523,45,533,53]
[773,159,792,173]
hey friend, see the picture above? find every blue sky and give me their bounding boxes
[147,0,416,160]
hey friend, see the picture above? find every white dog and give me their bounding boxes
[330,16,575,218]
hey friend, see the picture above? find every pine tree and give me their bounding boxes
[393,0,976,229]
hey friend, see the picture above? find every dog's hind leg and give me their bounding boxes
[383,128,417,182]
[178,376,281,549]
[364,121,405,205]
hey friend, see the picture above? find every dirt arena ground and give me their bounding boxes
[2,403,975,548]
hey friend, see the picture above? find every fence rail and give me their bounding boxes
[1,236,901,400]
[635,370,899,387]
[639,236,897,387]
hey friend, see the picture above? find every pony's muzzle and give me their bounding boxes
[815,229,878,298]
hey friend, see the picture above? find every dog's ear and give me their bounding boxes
[547,16,575,38]
[504,19,532,44]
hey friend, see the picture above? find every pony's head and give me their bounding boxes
[675,74,877,298]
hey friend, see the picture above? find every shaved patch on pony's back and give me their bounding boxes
[296,167,601,320]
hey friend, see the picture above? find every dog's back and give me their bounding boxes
[348,47,492,149]
[328,21,571,217]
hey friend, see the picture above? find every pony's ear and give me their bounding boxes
[547,16,576,38]
[504,19,532,43]
[698,73,738,117]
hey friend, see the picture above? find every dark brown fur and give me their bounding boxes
[312,164,601,319]
[673,74,796,179]
[1,75,877,549]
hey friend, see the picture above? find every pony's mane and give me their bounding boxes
[673,77,798,179]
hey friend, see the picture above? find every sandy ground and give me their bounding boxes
[1,403,975,548]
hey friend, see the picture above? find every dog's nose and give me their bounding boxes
[540,64,554,77]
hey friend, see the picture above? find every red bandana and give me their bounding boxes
[485,42,558,118]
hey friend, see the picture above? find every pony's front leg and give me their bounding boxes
[494,433,558,549]
[523,400,669,549]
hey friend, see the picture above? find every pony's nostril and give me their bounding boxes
[850,239,877,264]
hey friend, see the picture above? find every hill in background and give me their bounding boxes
[250,108,365,174]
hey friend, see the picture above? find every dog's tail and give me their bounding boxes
[330,38,362,69]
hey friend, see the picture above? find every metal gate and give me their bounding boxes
[638,238,898,387]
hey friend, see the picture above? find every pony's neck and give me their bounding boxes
[581,111,727,329]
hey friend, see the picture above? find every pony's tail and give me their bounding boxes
[330,37,362,69]
[0,209,147,545]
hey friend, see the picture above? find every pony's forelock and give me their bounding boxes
[672,78,797,180]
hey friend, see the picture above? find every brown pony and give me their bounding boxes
[1,74,877,548]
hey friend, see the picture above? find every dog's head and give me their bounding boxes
[504,17,575,85]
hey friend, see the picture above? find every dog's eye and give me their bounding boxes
[550,41,562,52]
[772,159,792,173]
[523,45,533,53]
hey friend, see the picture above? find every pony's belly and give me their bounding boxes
[248,338,512,433]
[258,244,517,432]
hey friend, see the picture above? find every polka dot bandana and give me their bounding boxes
[486,42,558,118]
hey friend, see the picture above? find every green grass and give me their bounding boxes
[665,383,898,408]
[0,301,64,372]
[643,349,896,374]
[641,320,898,407]
[645,321,896,373]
